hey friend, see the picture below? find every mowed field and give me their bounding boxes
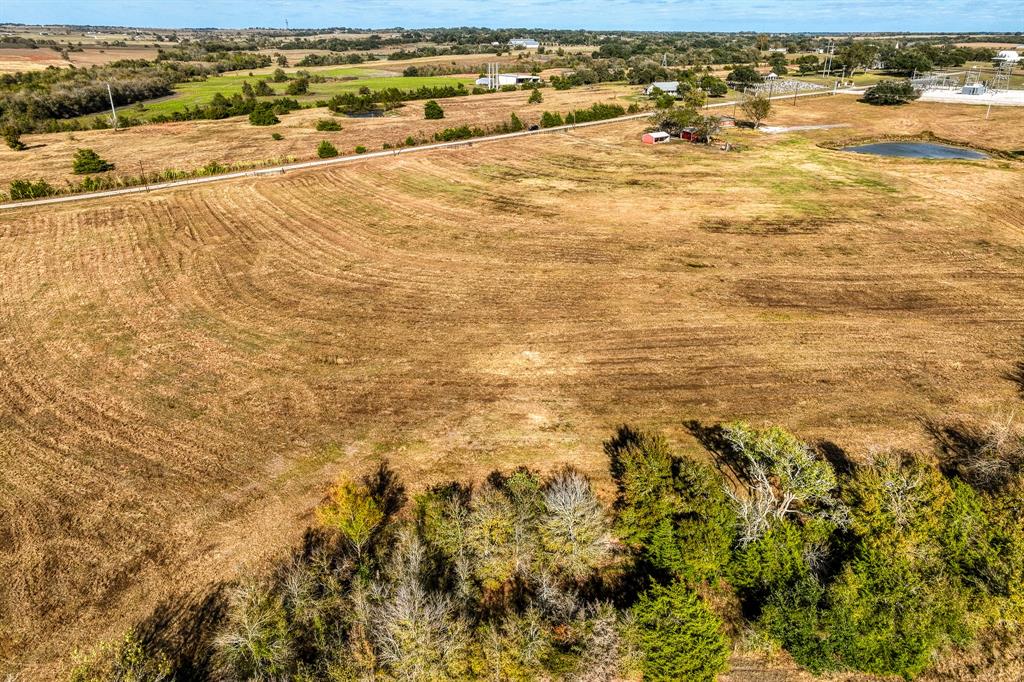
[2,98,1024,677]
[0,84,638,187]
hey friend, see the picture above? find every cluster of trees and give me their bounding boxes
[432,113,527,142]
[326,83,469,115]
[862,80,921,105]
[538,102,627,128]
[628,65,728,97]
[145,92,303,125]
[156,48,271,70]
[74,414,1023,680]
[296,53,367,67]
[0,58,281,133]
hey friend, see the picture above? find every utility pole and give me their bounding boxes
[107,83,118,131]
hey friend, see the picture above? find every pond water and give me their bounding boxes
[842,142,988,160]
[344,110,385,118]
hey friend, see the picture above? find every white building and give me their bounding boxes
[475,73,542,88]
[994,50,1021,65]
[509,38,540,49]
[644,81,680,96]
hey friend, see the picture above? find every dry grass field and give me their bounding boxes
[0,46,162,73]
[1,97,1023,677]
[0,84,637,188]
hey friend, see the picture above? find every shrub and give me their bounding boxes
[72,148,114,174]
[630,580,729,682]
[3,125,25,150]
[70,630,171,682]
[316,140,338,159]
[655,93,675,109]
[355,145,367,154]
[315,118,342,131]
[539,111,563,128]
[8,178,56,200]
[424,99,444,119]
[254,80,274,97]
[271,132,283,140]
[404,136,417,147]
[271,67,288,82]
[863,80,920,105]
[249,104,280,126]
[528,88,543,104]
[285,77,309,96]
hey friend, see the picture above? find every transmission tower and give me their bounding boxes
[992,63,1013,92]
[822,40,836,76]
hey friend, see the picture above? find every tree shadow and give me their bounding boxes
[815,440,856,477]
[924,417,1022,492]
[1006,359,1024,400]
[135,584,229,681]
[683,419,748,487]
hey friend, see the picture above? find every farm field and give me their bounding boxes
[0,45,162,72]
[0,83,638,187]
[2,97,1024,677]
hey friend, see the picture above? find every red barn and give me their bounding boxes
[642,131,670,144]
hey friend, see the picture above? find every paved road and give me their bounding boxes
[0,89,861,212]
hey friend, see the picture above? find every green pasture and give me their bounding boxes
[123,68,477,119]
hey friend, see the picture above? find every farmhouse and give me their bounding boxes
[509,38,540,49]
[644,81,680,96]
[641,131,670,144]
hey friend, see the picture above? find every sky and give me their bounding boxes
[3,0,1022,33]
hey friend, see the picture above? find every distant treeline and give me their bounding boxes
[0,57,270,133]
[69,415,1024,681]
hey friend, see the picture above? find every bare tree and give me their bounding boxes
[538,468,614,580]
[368,530,468,681]
[570,602,633,682]
[722,422,842,545]
[214,580,294,681]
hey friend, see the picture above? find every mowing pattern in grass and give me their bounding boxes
[1,112,1023,676]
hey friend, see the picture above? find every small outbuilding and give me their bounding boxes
[680,126,699,141]
[718,116,737,128]
[642,131,671,144]
[961,83,987,95]
[765,72,779,80]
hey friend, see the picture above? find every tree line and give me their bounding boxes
[72,413,1023,680]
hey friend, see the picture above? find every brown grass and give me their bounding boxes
[0,84,637,188]
[0,46,161,73]
[1,97,1023,678]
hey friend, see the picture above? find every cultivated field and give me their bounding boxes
[1,97,1023,677]
[0,45,162,73]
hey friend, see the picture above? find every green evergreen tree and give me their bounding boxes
[72,148,114,174]
[631,580,729,682]
[317,141,338,158]
[424,100,445,120]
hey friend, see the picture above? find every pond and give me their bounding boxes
[842,141,988,160]
[344,110,385,118]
